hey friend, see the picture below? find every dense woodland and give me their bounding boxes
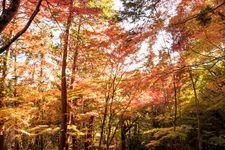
[0,0,225,149]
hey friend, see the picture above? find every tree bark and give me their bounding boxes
[59,0,73,149]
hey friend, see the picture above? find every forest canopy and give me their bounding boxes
[0,0,225,150]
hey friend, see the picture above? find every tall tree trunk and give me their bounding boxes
[15,139,20,150]
[59,0,73,149]
[68,19,81,149]
[166,49,178,132]
[69,48,79,88]
[69,17,81,89]
[84,116,94,150]
[72,135,78,150]
[105,76,117,150]
[14,50,20,150]
[98,95,109,150]
[120,120,126,150]
[13,51,17,98]
[189,68,202,150]
[0,134,3,150]
[173,75,177,131]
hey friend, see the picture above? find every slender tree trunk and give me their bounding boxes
[173,73,177,150]
[120,120,126,150]
[69,18,81,89]
[13,51,17,98]
[84,116,94,150]
[66,10,82,150]
[59,0,73,149]
[99,76,117,150]
[69,48,79,88]
[38,52,44,87]
[173,75,177,131]
[68,50,79,150]
[189,68,201,150]
[0,134,3,150]
[166,49,178,132]
[98,95,109,150]
[106,96,115,149]
[105,76,118,150]
[15,139,19,150]
[34,134,44,150]
[106,115,112,150]
[67,17,81,150]
[13,50,20,150]
[72,135,78,150]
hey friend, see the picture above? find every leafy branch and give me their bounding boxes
[0,0,43,54]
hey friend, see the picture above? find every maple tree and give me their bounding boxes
[0,0,225,149]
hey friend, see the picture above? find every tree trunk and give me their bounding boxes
[173,75,177,131]
[13,50,20,150]
[120,121,126,150]
[98,95,109,150]
[68,19,81,149]
[15,139,20,150]
[0,127,4,150]
[72,136,78,150]
[69,17,81,89]
[84,116,94,150]
[59,0,73,149]
[189,68,202,150]
[35,135,44,150]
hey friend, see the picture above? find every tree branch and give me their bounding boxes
[0,0,20,33]
[169,1,225,27]
[0,0,43,54]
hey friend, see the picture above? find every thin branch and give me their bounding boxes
[45,0,63,31]
[0,0,43,54]
[191,49,215,58]
[168,1,225,27]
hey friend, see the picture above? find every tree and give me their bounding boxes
[58,0,73,149]
[1,0,225,149]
